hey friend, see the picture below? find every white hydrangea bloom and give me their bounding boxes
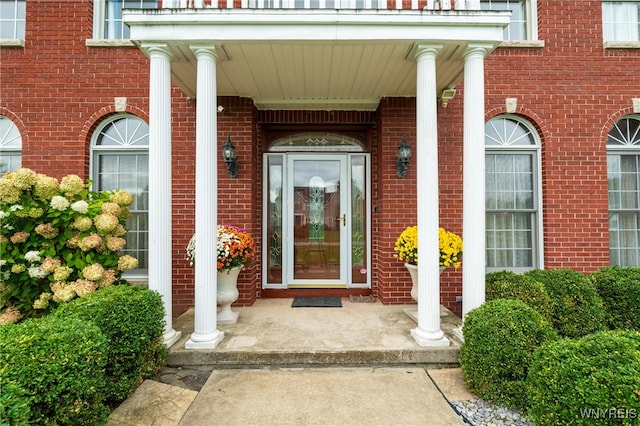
[70,200,89,214]
[24,251,41,262]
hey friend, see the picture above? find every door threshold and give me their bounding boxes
[261,288,373,299]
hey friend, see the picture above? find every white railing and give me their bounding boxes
[161,0,481,10]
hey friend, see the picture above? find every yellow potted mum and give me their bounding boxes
[394,226,463,301]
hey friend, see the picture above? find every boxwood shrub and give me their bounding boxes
[0,316,109,425]
[485,270,552,321]
[0,378,31,425]
[52,284,166,405]
[459,298,557,409]
[588,266,640,331]
[527,330,640,426]
[524,269,605,338]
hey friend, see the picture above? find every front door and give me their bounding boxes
[263,151,370,289]
[289,155,347,286]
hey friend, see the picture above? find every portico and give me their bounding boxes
[124,7,509,348]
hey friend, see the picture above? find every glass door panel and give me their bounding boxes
[266,155,283,284]
[351,155,368,284]
[289,156,346,285]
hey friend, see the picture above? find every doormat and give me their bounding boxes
[291,297,342,308]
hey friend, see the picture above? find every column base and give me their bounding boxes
[185,329,225,349]
[217,309,239,325]
[163,328,182,348]
[451,326,464,343]
[410,327,450,347]
[403,306,446,323]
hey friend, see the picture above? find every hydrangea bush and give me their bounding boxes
[0,168,138,323]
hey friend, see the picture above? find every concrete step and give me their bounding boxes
[165,299,462,369]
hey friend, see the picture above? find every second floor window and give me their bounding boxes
[603,1,640,42]
[96,0,157,40]
[481,0,536,41]
[0,0,25,39]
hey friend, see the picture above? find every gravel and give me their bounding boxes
[451,399,534,426]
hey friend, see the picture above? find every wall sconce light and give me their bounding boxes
[440,88,456,108]
[217,105,225,113]
[222,136,238,178]
[396,136,412,178]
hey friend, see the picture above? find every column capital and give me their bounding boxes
[140,43,172,59]
[189,43,220,59]
[463,42,495,59]
[415,43,443,60]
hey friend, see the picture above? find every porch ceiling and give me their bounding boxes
[125,9,510,111]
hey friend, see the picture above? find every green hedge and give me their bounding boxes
[52,284,167,405]
[527,330,640,426]
[485,270,552,321]
[524,269,606,338]
[0,316,109,425]
[588,266,640,331]
[460,298,557,409]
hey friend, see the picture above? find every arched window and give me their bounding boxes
[91,114,149,276]
[269,132,364,152]
[0,115,22,176]
[485,115,542,271]
[607,115,640,266]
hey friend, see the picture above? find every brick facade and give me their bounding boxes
[2,1,639,318]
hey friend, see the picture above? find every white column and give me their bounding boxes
[185,45,224,349]
[461,44,492,321]
[411,44,449,347]
[143,44,181,347]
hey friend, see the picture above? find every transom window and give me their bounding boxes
[269,132,364,152]
[91,115,149,276]
[607,115,640,266]
[603,1,640,42]
[0,115,22,176]
[485,116,541,272]
[0,0,25,39]
[481,0,538,41]
[93,0,157,40]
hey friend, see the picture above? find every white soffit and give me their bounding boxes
[125,9,509,110]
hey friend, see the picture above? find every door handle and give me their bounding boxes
[342,214,346,226]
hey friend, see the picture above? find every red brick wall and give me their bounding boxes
[482,0,639,272]
[3,1,640,319]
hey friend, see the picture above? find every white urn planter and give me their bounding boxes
[405,263,445,302]
[217,266,242,324]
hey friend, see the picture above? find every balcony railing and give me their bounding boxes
[161,0,481,10]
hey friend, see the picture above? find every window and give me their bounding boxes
[603,1,640,42]
[481,0,538,41]
[0,0,25,39]
[93,0,157,40]
[607,115,640,266]
[0,115,22,176]
[92,115,149,275]
[485,116,541,271]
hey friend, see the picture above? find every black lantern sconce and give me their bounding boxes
[222,136,238,178]
[396,136,412,178]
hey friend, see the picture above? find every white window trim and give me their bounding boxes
[0,0,25,46]
[87,0,136,47]
[484,0,540,44]
[485,114,544,272]
[602,0,640,45]
[90,114,150,279]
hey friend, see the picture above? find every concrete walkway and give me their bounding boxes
[108,367,477,425]
[108,298,478,425]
